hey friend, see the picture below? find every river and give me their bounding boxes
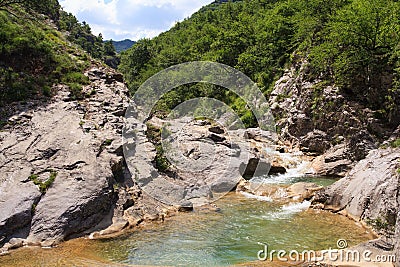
[0,175,375,267]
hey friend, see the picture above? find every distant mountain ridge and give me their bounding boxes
[109,39,136,53]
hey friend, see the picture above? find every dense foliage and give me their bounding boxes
[120,0,400,126]
[0,0,117,107]
[0,0,60,20]
[308,0,400,123]
[0,7,88,105]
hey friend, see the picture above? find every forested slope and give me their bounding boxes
[120,0,400,128]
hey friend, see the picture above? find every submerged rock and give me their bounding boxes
[286,182,323,201]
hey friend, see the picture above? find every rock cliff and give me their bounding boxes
[0,65,279,249]
[269,60,397,177]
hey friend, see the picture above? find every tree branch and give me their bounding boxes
[0,6,20,17]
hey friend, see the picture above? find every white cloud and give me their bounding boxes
[59,0,213,40]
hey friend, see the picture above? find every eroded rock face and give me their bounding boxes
[0,65,130,246]
[0,179,41,242]
[124,116,276,207]
[299,130,331,154]
[269,61,392,176]
[312,148,400,252]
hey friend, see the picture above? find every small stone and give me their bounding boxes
[99,220,128,236]
[176,201,194,212]
[0,248,9,256]
[4,238,24,250]
[88,232,100,239]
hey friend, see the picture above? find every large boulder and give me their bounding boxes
[0,177,41,244]
[311,143,354,177]
[239,158,272,179]
[124,117,275,207]
[27,164,114,245]
[313,148,400,248]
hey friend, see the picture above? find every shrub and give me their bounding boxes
[67,82,84,100]
[62,72,90,85]
[28,171,57,194]
[42,85,52,97]
[390,138,400,148]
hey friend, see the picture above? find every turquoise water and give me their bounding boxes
[92,186,372,266]
[287,176,340,187]
[0,177,373,267]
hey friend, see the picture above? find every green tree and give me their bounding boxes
[0,0,60,20]
[119,0,400,127]
[59,11,116,64]
[310,0,400,105]
[104,40,116,56]
[119,39,154,90]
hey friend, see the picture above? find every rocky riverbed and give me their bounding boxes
[0,64,290,252]
[0,64,399,267]
[0,191,375,266]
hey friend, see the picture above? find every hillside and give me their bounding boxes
[0,0,118,112]
[119,0,400,133]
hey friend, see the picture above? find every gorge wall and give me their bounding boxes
[269,60,398,178]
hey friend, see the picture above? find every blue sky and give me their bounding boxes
[59,0,213,41]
